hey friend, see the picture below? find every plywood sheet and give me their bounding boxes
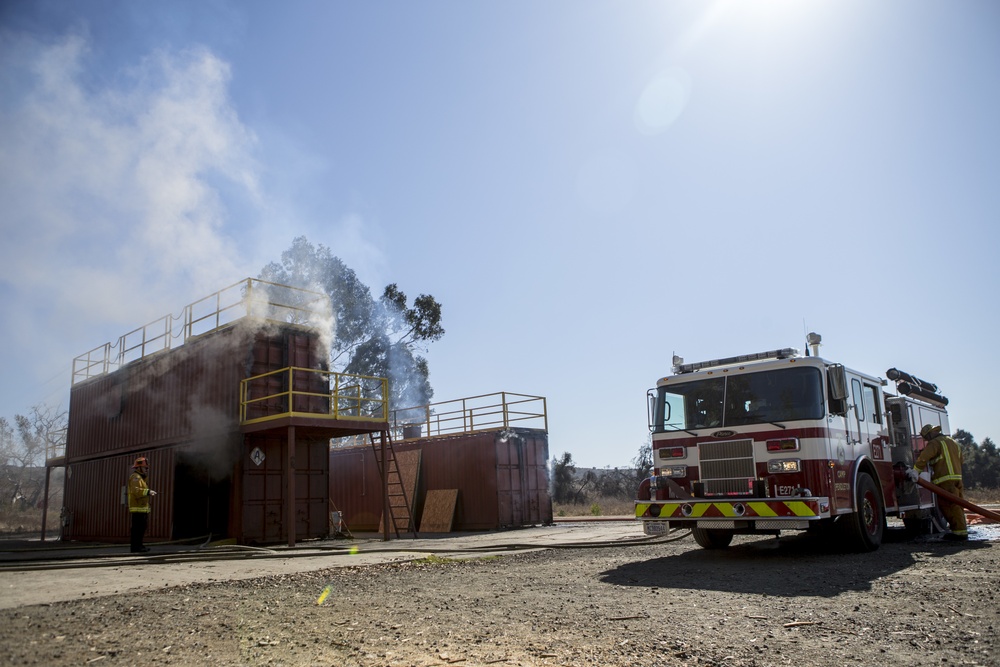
[419,489,459,533]
[395,449,421,509]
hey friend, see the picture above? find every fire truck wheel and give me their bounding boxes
[840,472,885,552]
[691,527,734,549]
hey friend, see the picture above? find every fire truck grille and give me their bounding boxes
[698,439,755,496]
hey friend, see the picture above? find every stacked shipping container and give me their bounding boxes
[64,320,333,544]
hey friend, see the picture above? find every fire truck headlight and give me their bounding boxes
[666,466,687,478]
[767,459,801,474]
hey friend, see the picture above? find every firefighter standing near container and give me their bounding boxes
[907,425,968,541]
[128,457,157,553]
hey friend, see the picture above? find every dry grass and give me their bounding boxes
[966,487,1000,505]
[553,496,635,517]
[0,508,62,537]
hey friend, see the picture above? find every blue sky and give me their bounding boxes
[1,1,997,467]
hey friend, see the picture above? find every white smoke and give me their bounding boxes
[242,279,337,358]
[0,30,261,405]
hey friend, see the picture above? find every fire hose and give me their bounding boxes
[917,477,1000,523]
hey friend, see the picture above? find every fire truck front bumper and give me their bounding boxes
[635,498,832,536]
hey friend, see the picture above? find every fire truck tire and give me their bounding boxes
[840,472,885,552]
[691,528,734,549]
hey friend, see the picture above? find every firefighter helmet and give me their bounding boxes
[920,424,942,439]
[133,456,148,469]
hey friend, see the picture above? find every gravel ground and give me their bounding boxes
[0,526,997,667]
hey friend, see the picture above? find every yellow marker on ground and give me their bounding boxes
[316,585,332,605]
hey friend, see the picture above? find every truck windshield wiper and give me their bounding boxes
[665,424,699,436]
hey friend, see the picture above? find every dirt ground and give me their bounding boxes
[0,523,998,667]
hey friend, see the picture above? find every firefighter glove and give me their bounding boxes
[905,468,919,483]
[149,490,157,497]
[919,471,931,482]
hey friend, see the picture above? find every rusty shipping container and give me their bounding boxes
[330,428,553,532]
[64,319,332,544]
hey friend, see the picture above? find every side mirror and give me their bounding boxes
[828,364,848,400]
[828,364,848,415]
[647,389,657,431]
[648,389,670,432]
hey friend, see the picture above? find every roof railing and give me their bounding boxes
[331,391,548,448]
[71,279,330,385]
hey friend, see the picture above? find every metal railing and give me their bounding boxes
[391,391,547,438]
[45,428,68,464]
[71,279,330,384]
[332,391,548,447]
[240,367,389,426]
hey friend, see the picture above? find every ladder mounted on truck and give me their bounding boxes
[369,430,417,540]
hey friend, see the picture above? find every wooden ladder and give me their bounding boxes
[369,430,417,539]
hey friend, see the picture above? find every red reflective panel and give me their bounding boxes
[766,438,799,452]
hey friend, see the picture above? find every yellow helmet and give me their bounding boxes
[920,424,942,439]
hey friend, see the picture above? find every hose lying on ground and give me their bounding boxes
[0,529,693,572]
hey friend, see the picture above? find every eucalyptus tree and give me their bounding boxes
[259,236,444,411]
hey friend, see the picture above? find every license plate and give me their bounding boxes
[643,521,670,535]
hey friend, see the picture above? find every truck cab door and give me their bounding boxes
[849,377,870,447]
[849,377,885,441]
[835,375,875,511]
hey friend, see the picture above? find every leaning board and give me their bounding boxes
[419,489,459,533]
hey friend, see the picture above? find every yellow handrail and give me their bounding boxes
[240,366,388,425]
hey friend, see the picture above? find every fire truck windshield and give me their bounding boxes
[654,366,824,432]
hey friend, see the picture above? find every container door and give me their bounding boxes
[242,436,285,543]
[295,439,330,540]
[495,437,524,527]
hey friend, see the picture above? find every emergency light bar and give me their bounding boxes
[673,348,800,374]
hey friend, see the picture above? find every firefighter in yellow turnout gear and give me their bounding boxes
[907,425,967,541]
[128,457,157,553]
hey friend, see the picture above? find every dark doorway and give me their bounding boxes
[173,449,231,540]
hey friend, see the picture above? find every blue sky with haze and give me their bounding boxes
[1,1,997,467]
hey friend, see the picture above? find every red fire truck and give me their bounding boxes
[635,333,949,551]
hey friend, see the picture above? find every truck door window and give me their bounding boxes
[863,384,881,424]
[851,378,865,421]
